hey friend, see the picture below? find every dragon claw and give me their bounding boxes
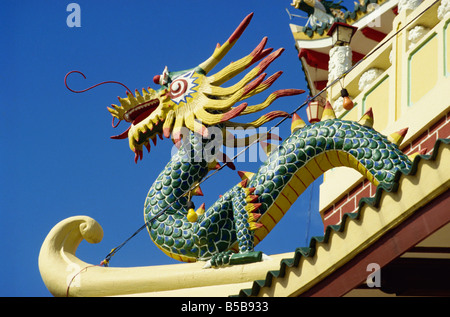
[203,251,269,268]
[209,250,234,267]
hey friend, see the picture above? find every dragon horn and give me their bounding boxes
[198,12,254,74]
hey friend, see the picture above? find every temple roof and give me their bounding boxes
[290,0,399,96]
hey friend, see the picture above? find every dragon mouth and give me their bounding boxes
[124,99,160,124]
[112,96,166,163]
[129,115,166,163]
[110,98,161,142]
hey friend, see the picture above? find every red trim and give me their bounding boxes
[299,49,329,70]
[361,27,387,42]
[300,48,365,70]
[352,50,365,63]
[314,80,328,91]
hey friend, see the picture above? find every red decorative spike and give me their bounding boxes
[398,127,409,137]
[248,222,264,231]
[251,213,262,220]
[239,179,249,188]
[291,112,306,133]
[388,127,409,145]
[227,12,254,44]
[244,187,256,195]
[192,186,203,196]
[245,195,259,203]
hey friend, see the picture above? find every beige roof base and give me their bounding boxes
[38,216,294,297]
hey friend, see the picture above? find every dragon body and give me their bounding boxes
[100,13,412,267]
[145,117,411,266]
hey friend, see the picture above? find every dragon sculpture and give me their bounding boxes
[96,13,412,268]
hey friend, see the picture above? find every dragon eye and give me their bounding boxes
[167,70,198,105]
[169,78,188,99]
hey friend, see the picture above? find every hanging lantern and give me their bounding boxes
[341,88,354,111]
[306,100,324,123]
[327,22,358,47]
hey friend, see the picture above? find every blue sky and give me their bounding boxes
[0,1,344,296]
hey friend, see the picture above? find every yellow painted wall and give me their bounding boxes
[363,76,390,131]
[340,103,360,122]
[408,33,438,105]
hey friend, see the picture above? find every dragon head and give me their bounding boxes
[107,13,304,163]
